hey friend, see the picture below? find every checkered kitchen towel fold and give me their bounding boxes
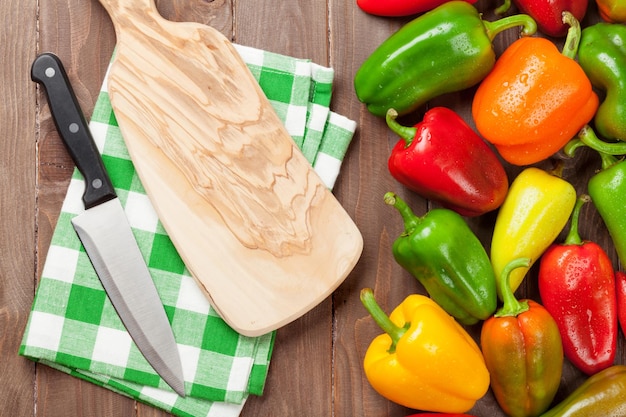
[20,44,357,417]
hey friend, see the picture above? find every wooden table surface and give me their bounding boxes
[2,0,625,415]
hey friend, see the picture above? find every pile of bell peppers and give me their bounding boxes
[355,1,626,415]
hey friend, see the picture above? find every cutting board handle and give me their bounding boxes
[98,0,159,28]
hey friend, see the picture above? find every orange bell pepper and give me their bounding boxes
[481,259,564,417]
[472,12,598,166]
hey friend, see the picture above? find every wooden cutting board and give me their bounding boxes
[96,0,363,336]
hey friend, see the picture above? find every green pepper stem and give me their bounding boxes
[360,288,407,353]
[494,0,511,15]
[386,108,416,147]
[561,11,581,60]
[495,258,531,317]
[484,12,537,40]
[565,128,622,170]
[384,192,420,236]
[600,152,621,171]
[564,195,590,245]
[563,137,586,157]
[549,160,565,178]
[578,124,626,156]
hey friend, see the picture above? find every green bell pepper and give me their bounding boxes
[384,192,497,325]
[588,155,626,268]
[540,365,626,417]
[354,1,536,117]
[579,22,626,142]
[566,127,626,268]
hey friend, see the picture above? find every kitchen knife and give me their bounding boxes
[31,52,186,397]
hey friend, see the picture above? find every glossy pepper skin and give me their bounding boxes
[481,258,564,417]
[617,271,626,337]
[540,365,626,417]
[496,0,588,37]
[360,288,490,413]
[357,0,476,16]
[578,23,626,142]
[386,108,508,217]
[588,156,626,263]
[538,195,617,375]
[490,167,576,300]
[354,1,537,117]
[596,0,626,22]
[566,127,626,267]
[385,192,497,324]
[472,13,599,166]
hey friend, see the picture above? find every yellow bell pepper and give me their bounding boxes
[359,288,490,413]
[491,166,576,299]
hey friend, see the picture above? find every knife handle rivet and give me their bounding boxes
[69,123,79,133]
[45,67,56,78]
[92,178,103,189]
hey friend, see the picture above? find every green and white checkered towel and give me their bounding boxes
[20,44,357,417]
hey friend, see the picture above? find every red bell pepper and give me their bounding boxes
[617,271,626,337]
[357,0,476,17]
[386,107,508,217]
[538,195,617,375]
[497,0,588,37]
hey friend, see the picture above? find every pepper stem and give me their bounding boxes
[563,137,586,157]
[600,152,621,171]
[384,192,421,236]
[360,288,408,353]
[483,12,537,40]
[561,11,581,59]
[548,160,565,178]
[564,128,622,170]
[494,0,511,15]
[577,124,626,156]
[495,258,531,317]
[386,109,416,147]
[564,195,590,246]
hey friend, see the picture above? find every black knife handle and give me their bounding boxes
[32,53,116,209]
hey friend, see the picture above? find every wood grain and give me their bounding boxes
[3,0,625,415]
[95,0,363,336]
[1,0,41,415]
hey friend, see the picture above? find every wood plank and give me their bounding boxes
[0,0,40,415]
[329,4,418,415]
[234,0,329,63]
[35,0,136,415]
[234,0,334,415]
[155,0,233,32]
[37,0,116,272]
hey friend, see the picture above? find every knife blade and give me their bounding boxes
[31,52,185,397]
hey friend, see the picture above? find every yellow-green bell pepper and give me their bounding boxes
[491,166,576,299]
[596,0,626,22]
[359,288,490,413]
[540,365,626,416]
